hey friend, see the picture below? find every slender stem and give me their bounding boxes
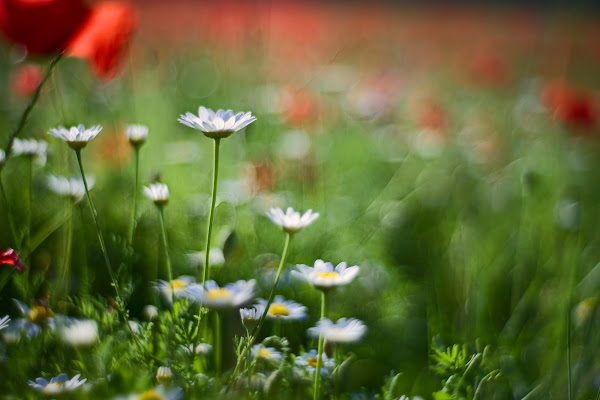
[226,232,292,391]
[314,290,328,400]
[2,53,63,163]
[202,138,221,286]
[0,175,19,250]
[58,200,74,304]
[567,295,573,400]
[566,232,579,400]
[215,311,222,378]
[26,157,32,263]
[158,206,173,283]
[128,146,140,246]
[247,331,254,395]
[75,150,120,302]
[78,203,90,293]
[75,149,148,354]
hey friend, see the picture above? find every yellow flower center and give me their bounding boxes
[29,306,54,324]
[268,303,289,317]
[170,279,187,290]
[138,390,163,400]
[207,288,232,301]
[317,272,339,279]
[258,348,272,358]
[307,357,318,368]
[42,382,63,395]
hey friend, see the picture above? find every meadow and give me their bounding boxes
[0,2,600,399]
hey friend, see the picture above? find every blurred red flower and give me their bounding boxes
[542,80,598,131]
[417,100,449,131]
[278,85,320,126]
[0,0,89,54]
[0,248,25,273]
[66,1,137,79]
[12,63,41,97]
[0,0,137,79]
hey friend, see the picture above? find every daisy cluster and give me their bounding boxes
[1,105,369,399]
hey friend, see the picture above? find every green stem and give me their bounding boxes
[314,290,328,400]
[128,146,140,246]
[0,175,19,250]
[247,331,254,395]
[215,311,222,378]
[58,200,74,304]
[2,53,63,163]
[78,204,90,293]
[202,138,221,286]
[26,156,32,264]
[158,206,173,283]
[75,150,121,304]
[226,232,292,391]
[75,149,150,356]
[567,294,573,400]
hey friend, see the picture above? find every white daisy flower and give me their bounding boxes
[178,106,257,139]
[9,299,57,338]
[0,149,5,166]
[47,175,94,202]
[186,248,225,268]
[266,207,319,234]
[60,319,98,348]
[126,124,149,146]
[256,295,308,321]
[251,344,283,362]
[48,124,102,150]
[307,318,366,344]
[0,315,10,331]
[153,276,196,306]
[12,138,47,164]
[240,305,266,331]
[142,305,159,321]
[28,373,86,396]
[156,366,173,384]
[119,385,182,400]
[293,259,359,290]
[144,183,169,206]
[295,349,334,375]
[184,279,256,311]
[182,343,213,356]
[128,320,142,336]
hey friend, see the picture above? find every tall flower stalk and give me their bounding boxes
[128,146,140,246]
[144,182,171,283]
[178,106,256,286]
[158,207,173,283]
[227,207,319,389]
[75,149,121,302]
[126,124,148,246]
[48,125,131,329]
[314,290,328,400]
[203,138,220,285]
[227,232,291,387]
[293,259,361,399]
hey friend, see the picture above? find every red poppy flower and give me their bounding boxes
[417,100,449,131]
[66,1,137,79]
[542,80,598,131]
[0,0,137,79]
[0,248,25,273]
[0,0,89,54]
